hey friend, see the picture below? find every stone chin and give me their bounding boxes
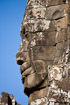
[23,72,48,96]
[20,60,48,95]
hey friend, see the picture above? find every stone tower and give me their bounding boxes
[0,92,20,105]
[16,0,70,105]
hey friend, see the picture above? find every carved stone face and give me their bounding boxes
[16,31,50,95]
[16,21,58,95]
[16,0,68,96]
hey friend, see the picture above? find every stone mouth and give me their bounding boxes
[21,70,35,84]
[21,67,35,79]
[20,62,35,82]
[22,67,32,76]
[20,61,31,74]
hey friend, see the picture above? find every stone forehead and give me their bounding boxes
[21,0,68,36]
[27,0,66,7]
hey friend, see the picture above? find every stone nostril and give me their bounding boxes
[16,53,24,65]
[17,60,24,65]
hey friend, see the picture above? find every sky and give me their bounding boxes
[0,0,28,104]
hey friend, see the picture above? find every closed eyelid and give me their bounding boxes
[20,25,27,38]
[21,27,25,35]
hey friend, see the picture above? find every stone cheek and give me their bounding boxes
[27,31,56,46]
[29,46,56,61]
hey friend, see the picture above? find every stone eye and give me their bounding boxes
[22,27,25,35]
[21,27,28,39]
[20,26,25,36]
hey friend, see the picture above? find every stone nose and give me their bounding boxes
[16,52,24,65]
[16,39,29,65]
[16,42,24,65]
